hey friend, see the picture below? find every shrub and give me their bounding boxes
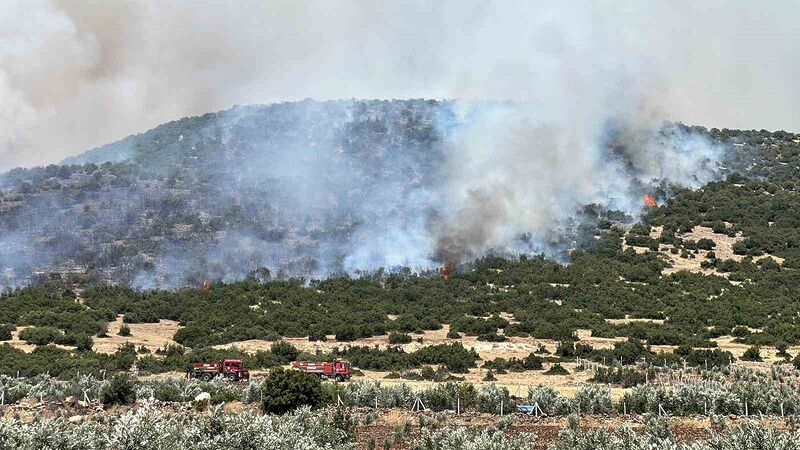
[74,334,94,352]
[477,384,510,414]
[446,329,461,339]
[0,324,14,341]
[544,364,569,375]
[388,333,412,344]
[574,385,613,414]
[19,326,62,345]
[260,367,322,414]
[335,326,359,342]
[477,332,507,342]
[528,386,572,415]
[101,373,137,406]
[270,340,300,364]
[118,324,131,336]
[741,346,763,362]
[522,354,544,370]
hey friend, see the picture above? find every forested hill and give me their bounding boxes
[0,100,452,288]
[0,98,798,291]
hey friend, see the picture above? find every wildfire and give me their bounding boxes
[442,260,455,281]
[202,280,212,294]
[643,194,657,208]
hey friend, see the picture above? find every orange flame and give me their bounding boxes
[202,280,212,294]
[442,261,455,281]
[643,194,657,208]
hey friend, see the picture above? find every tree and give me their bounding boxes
[19,326,62,345]
[75,334,94,352]
[741,346,762,362]
[260,367,322,415]
[270,340,299,364]
[101,373,137,406]
[118,324,131,337]
[0,324,13,341]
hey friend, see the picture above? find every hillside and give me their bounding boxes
[0,98,745,290]
[1,100,453,288]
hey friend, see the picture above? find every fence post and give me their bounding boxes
[1,389,4,406]
[623,401,626,415]
[781,403,785,417]
[375,396,378,410]
[84,390,89,403]
[457,397,460,415]
[704,401,707,416]
[500,399,504,416]
[745,401,749,417]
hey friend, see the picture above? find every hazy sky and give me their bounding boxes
[1,0,798,170]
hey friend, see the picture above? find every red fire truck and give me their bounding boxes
[292,360,352,382]
[192,360,250,381]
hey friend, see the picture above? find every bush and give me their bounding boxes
[522,354,544,370]
[544,364,569,376]
[19,326,62,345]
[574,385,613,414]
[101,373,137,406]
[528,386,572,415]
[388,333,412,344]
[118,324,131,336]
[74,334,94,352]
[741,346,763,362]
[0,324,14,341]
[271,340,300,364]
[261,367,323,415]
[335,326,359,342]
[477,383,510,414]
[446,329,461,339]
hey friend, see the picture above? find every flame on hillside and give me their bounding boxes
[644,194,657,208]
[442,260,455,281]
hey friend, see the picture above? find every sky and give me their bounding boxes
[1,0,798,171]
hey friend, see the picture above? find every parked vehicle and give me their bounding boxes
[292,360,352,381]
[191,359,250,381]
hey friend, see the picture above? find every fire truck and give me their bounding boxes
[192,359,250,381]
[292,360,352,382]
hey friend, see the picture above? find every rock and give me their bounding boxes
[68,415,83,424]
[194,392,211,403]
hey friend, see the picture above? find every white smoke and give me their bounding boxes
[1,0,799,171]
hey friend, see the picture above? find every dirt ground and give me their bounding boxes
[624,225,784,278]
[93,315,181,354]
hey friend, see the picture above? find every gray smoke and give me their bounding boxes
[1,1,799,170]
[0,1,798,287]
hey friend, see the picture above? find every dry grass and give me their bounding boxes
[215,324,563,362]
[355,361,628,400]
[605,316,665,325]
[93,315,181,354]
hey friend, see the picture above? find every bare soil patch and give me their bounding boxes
[93,315,181,354]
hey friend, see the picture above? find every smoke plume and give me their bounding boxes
[1,0,799,171]
[0,1,798,288]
